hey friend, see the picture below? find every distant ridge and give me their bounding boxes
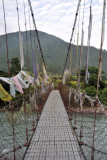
[0,30,107,76]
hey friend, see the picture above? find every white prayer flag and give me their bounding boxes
[19,31,24,70]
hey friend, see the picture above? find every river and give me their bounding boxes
[0,111,107,160]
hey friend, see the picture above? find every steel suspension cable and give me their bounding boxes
[16,0,29,147]
[62,0,81,78]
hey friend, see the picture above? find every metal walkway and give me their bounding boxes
[24,90,84,160]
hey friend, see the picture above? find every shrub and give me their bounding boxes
[99,88,107,106]
[70,81,77,89]
[85,86,97,97]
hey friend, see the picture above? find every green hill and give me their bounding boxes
[0,30,107,76]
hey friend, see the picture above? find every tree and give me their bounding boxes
[85,86,97,97]
[80,66,106,89]
[10,57,21,76]
[0,70,8,77]
[81,66,105,76]
[99,88,107,105]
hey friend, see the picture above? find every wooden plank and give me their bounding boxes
[24,90,84,160]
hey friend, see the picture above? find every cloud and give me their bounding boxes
[0,0,107,50]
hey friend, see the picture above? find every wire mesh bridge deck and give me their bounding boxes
[24,90,84,160]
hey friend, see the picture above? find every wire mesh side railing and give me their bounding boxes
[0,86,52,160]
[59,84,107,160]
[70,112,107,160]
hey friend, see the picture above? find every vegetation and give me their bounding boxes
[0,31,107,76]
[10,57,21,76]
[0,28,107,107]
[64,66,107,106]
[99,88,107,106]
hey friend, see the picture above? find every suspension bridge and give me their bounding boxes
[24,90,84,160]
[0,0,107,160]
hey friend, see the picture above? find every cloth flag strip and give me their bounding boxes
[0,84,12,101]
[85,6,92,84]
[62,69,71,85]
[99,0,106,80]
[16,73,29,89]
[36,60,39,77]
[0,77,15,86]
[19,31,24,70]
[32,51,37,79]
[20,70,34,86]
[0,77,16,97]
[43,64,50,84]
[12,76,23,94]
[0,70,40,100]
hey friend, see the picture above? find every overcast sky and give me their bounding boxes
[0,0,107,50]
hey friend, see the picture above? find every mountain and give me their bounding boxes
[0,30,107,76]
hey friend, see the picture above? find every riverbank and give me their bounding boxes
[66,106,107,115]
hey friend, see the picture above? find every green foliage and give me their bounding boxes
[81,66,105,76]
[99,88,107,106]
[88,74,106,90]
[81,66,106,90]
[0,70,8,77]
[52,75,60,87]
[85,86,97,97]
[70,81,77,89]
[88,74,97,87]
[10,57,20,76]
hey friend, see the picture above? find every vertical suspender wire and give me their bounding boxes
[16,0,28,145]
[85,0,92,84]
[28,0,47,72]
[23,0,30,71]
[97,0,106,96]
[28,4,36,129]
[2,1,15,159]
[62,0,81,78]
[77,0,85,90]
[2,0,10,78]
[74,7,81,77]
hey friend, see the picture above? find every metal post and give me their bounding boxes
[91,110,96,160]
[23,94,29,146]
[79,112,84,145]
[10,102,15,160]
